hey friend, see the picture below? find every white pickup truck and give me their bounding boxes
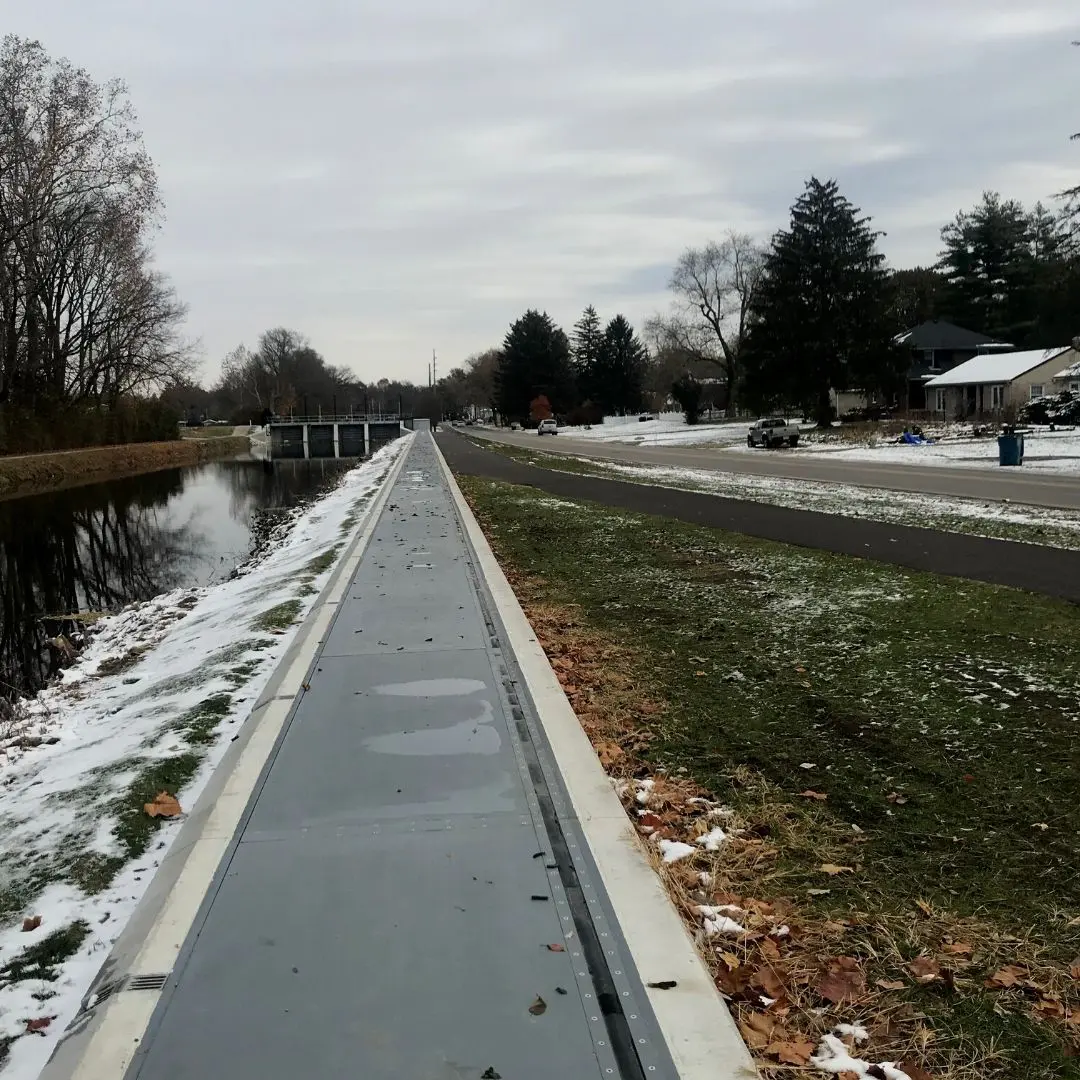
[747,417,800,449]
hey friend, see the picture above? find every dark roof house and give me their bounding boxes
[895,320,1012,410]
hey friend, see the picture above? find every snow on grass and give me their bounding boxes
[0,436,410,1078]
[551,455,1080,550]
[811,1032,911,1078]
[560,412,755,448]
[795,426,1080,474]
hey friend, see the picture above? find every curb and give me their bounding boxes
[431,439,758,1080]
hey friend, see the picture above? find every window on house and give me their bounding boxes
[935,389,947,412]
[924,349,938,371]
[1070,382,1080,394]
[990,385,1004,409]
[1030,384,1045,401]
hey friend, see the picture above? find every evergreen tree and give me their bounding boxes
[594,315,647,414]
[571,305,604,405]
[887,267,945,333]
[938,192,1034,342]
[494,310,574,424]
[741,177,902,427]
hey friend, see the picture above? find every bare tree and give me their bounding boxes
[647,231,765,415]
[0,35,190,449]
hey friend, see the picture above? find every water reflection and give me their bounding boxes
[0,457,356,699]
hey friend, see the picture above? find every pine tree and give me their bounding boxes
[938,192,1034,342]
[594,315,647,414]
[741,177,902,426]
[571,305,604,405]
[494,310,574,425]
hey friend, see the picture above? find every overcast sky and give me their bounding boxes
[11,1,1080,385]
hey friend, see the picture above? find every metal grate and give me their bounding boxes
[126,973,170,992]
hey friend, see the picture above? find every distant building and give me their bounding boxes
[924,347,1076,419]
[895,320,1013,411]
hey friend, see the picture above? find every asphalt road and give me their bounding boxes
[461,425,1080,511]
[437,431,1080,603]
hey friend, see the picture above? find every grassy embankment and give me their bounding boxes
[0,434,250,501]
[460,474,1080,1080]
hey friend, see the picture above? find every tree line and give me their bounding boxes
[0,36,190,453]
[444,175,1080,430]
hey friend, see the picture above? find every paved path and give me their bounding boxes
[124,434,679,1080]
[465,426,1080,510]
[439,431,1080,603]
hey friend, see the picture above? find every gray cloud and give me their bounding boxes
[12,0,1080,382]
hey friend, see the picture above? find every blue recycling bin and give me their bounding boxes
[997,433,1024,466]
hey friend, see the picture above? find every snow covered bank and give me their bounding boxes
[793,427,1080,474]
[0,436,410,1078]
[562,413,752,447]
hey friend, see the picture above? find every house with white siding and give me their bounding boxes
[924,347,1077,420]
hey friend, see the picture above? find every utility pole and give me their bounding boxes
[432,349,437,385]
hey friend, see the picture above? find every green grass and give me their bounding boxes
[459,475,1080,1078]
[466,434,1080,551]
[304,545,341,575]
[251,599,303,632]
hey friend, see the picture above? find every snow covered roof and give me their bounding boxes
[1054,358,1080,381]
[925,348,1072,387]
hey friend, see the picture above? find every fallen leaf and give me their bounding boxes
[637,813,664,830]
[1036,997,1066,1020]
[1069,957,1080,980]
[21,915,41,932]
[819,863,855,876]
[751,964,789,1001]
[144,791,182,819]
[887,791,909,805]
[738,1012,777,1049]
[25,1017,54,1034]
[719,951,741,971]
[528,995,547,1016]
[943,942,974,957]
[897,1062,934,1080]
[838,1073,861,1080]
[986,965,1028,989]
[876,978,907,991]
[915,899,934,917]
[647,980,678,990]
[799,790,828,802]
[481,1069,502,1080]
[595,740,624,767]
[909,956,942,983]
[545,943,565,952]
[766,1038,815,1066]
[817,956,867,1004]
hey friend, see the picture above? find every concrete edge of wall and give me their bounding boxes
[431,439,758,1080]
[38,434,414,1080]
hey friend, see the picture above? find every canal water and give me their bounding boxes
[0,454,358,701]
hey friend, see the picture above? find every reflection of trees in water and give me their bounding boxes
[0,470,203,699]
[218,459,355,523]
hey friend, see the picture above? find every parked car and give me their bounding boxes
[537,418,559,435]
[748,418,800,448]
[510,421,522,430]
[639,412,658,422]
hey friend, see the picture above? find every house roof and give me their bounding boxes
[894,320,1012,351]
[1055,358,1080,380]
[925,348,1072,387]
